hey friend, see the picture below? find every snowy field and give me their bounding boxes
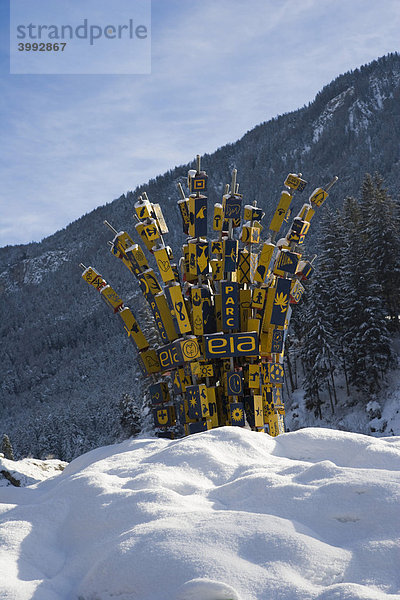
[0,456,67,489]
[285,355,400,439]
[0,427,399,600]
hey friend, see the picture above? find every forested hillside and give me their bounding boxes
[285,174,400,433]
[1,53,399,460]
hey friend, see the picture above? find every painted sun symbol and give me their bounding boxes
[190,397,197,407]
[232,408,244,422]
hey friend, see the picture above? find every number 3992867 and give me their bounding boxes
[18,43,67,51]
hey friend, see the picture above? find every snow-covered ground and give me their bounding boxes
[0,455,67,489]
[285,347,400,438]
[0,427,399,600]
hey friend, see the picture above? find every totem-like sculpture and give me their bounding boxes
[80,157,337,438]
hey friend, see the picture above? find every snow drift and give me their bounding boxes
[0,427,399,600]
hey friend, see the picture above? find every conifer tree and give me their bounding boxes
[300,180,395,412]
[302,276,337,417]
[315,208,347,395]
[360,173,400,329]
[340,196,393,394]
[299,207,345,416]
[2,434,15,461]
[120,393,141,436]
[289,285,310,391]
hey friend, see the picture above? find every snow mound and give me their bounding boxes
[176,578,241,600]
[0,427,399,600]
[0,455,67,488]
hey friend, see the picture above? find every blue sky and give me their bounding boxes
[1,0,399,247]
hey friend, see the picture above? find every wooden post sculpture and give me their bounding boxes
[80,156,337,438]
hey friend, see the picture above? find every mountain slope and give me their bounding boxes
[1,53,400,460]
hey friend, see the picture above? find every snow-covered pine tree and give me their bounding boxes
[294,206,345,416]
[341,196,393,394]
[302,276,337,417]
[313,208,347,396]
[290,284,310,377]
[360,173,400,330]
[120,392,142,437]
[2,434,15,460]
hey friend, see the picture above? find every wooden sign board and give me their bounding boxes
[165,284,192,335]
[189,195,208,237]
[223,239,238,273]
[221,281,239,330]
[137,348,161,375]
[149,382,169,405]
[204,332,259,359]
[227,371,243,396]
[153,405,175,428]
[270,278,291,326]
[269,191,293,233]
[230,402,245,426]
[178,198,190,234]
[118,307,149,351]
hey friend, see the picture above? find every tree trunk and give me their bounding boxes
[284,372,290,397]
[326,377,335,415]
[328,353,338,405]
[340,344,350,396]
[315,382,322,420]
[285,351,295,392]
